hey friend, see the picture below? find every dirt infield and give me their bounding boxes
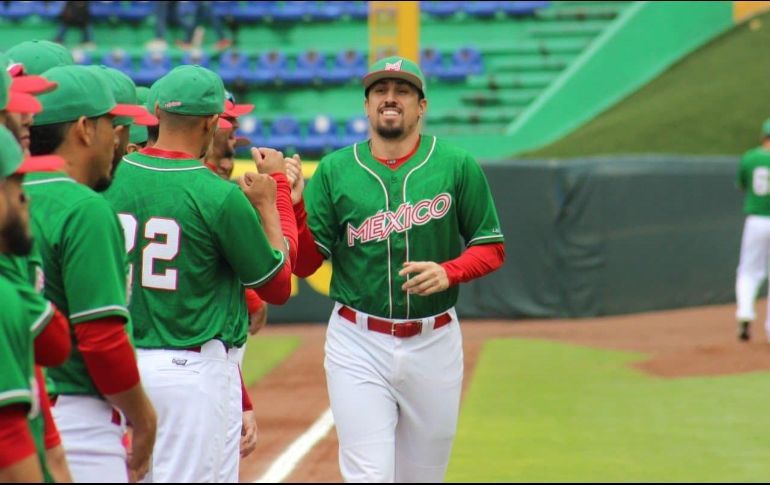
[240,301,770,482]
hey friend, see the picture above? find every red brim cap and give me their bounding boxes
[224,101,254,118]
[132,107,159,126]
[11,75,58,95]
[15,155,65,174]
[110,104,148,118]
[5,91,42,114]
[218,117,233,129]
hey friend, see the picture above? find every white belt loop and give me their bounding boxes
[355,309,369,333]
[421,316,436,337]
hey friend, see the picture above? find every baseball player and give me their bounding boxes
[0,54,76,484]
[293,56,506,482]
[735,118,770,341]
[104,65,297,483]
[6,40,74,76]
[25,65,158,483]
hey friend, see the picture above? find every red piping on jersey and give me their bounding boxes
[139,147,197,160]
[75,317,141,396]
[0,405,36,467]
[36,366,61,450]
[372,137,421,170]
[440,243,505,286]
[34,307,71,367]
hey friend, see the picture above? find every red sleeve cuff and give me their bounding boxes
[75,318,140,396]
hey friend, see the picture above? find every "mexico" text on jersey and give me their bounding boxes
[347,193,452,247]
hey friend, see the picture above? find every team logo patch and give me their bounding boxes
[385,60,403,71]
[347,193,452,247]
[171,358,188,366]
[163,101,183,109]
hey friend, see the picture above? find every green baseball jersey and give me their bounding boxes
[104,151,285,349]
[0,250,53,339]
[304,135,504,319]
[737,147,770,216]
[24,172,131,396]
[0,275,50,480]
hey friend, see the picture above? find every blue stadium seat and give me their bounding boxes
[308,1,344,21]
[463,1,501,17]
[323,50,366,84]
[176,1,199,17]
[267,116,302,150]
[133,51,171,86]
[268,1,309,22]
[252,51,286,84]
[299,115,335,153]
[283,51,325,85]
[501,1,549,16]
[101,50,134,77]
[116,1,154,21]
[237,116,264,146]
[182,49,211,68]
[420,48,444,78]
[336,116,368,148]
[212,0,235,17]
[71,49,93,65]
[218,50,250,84]
[438,46,483,81]
[2,1,36,20]
[340,1,368,19]
[35,1,65,19]
[89,1,116,20]
[230,1,269,21]
[420,1,460,17]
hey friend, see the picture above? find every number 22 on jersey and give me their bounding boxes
[118,213,181,291]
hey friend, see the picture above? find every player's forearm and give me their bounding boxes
[256,204,288,259]
[271,173,298,268]
[104,384,157,437]
[0,406,43,482]
[440,243,505,286]
[45,445,73,483]
[293,199,325,277]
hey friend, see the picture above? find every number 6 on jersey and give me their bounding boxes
[118,213,181,291]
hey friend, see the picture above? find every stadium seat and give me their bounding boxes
[267,116,302,150]
[438,46,484,81]
[502,1,550,16]
[323,49,366,84]
[252,50,286,84]
[89,1,116,20]
[212,0,235,18]
[237,116,264,146]
[116,1,154,21]
[339,1,369,19]
[182,49,210,68]
[308,1,344,21]
[283,51,325,85]
[462,1,501,18]
[230,1,269,21]
[268,1,309,22]
[133,50,171,86]
[71,49,93,65]
[420,48,444,78]
[336,116,368,148]
[2,1,36,20]
[35,1,65,19]
[218,49,250,84]
[420,2,460,18]
[300,115,335,153]
[101,49,134,77]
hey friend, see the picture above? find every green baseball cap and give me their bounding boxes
[6,40,74,76]
[86,65,157,127]
[154,65,225,116]
[762,119,770,136]
[0,125,63,178]
[129,123,148,145]
[362,56,426,96]
[32,65,143,126]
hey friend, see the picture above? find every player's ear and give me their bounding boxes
[74,116,93,147]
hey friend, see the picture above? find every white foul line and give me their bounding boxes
[254,408,335,483]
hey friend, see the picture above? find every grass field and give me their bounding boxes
[448,339,770,482]
[525,12,770,158]
[240,334,301,387]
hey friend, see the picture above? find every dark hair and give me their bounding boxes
[365,80,425,101]
[147,124,159,144]
[29,121,72,155]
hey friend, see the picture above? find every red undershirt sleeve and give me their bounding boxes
[34,307,71,367]
[293,199,326,278]
[35,367,61,450]
[0,405,36,468]
[240,368,253,412]
[74,317,140,396]
[440,243,505,286]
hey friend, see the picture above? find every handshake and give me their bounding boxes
[238,147,305,208]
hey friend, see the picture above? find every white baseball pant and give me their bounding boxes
[325,302,464,483]
[736,215,770,335]
[52,394,127,483]
[137,339,230,483]
[220,345,246,483]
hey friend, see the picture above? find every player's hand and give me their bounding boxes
[240,410,258,458]
[239,171,277,209]
[252,147,286,175]
[399,261,450,296]
[248,304,268,335]
[127,410,157,482]
[285,154,305,205]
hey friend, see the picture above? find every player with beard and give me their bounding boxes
[25,65,157,483]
